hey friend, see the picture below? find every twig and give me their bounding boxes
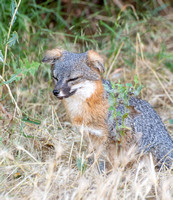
[106,42,124,79]
[0,75,21,116]
[136,33,143,98]
[2,0,22,78]
[113,1,139,20]
[144,63,173,104]
[137,34,173,104]
[0,0,22,116]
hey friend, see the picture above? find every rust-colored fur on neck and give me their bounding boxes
[63,78,109,156]
[72,79,108,133]
[65,78,109,156]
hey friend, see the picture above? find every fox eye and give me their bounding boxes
[68,77,80,82]
[52,75,58,81]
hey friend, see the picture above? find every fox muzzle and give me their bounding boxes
[53,89,60,96]
[53,87,77,99]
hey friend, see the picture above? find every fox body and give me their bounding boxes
[42,48,173,168]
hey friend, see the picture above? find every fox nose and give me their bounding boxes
[53,89,60,96]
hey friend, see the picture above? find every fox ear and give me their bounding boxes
[87,50,105,73]
[42,48,62,64]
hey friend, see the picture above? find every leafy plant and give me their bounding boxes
[0,0,40,117]
[104,75,143,140]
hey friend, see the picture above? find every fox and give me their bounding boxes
[42,48,173,170]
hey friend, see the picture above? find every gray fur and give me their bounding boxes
[53,51,100,82]
[103,80,173,168]
[50,50,101,99]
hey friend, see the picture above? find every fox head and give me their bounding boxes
[42,48,105,99]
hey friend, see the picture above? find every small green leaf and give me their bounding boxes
[22,117,41,125]
[135,85,143,96]
[100,20,116,35]
[0,50,4,63]
[24,58,30,69]
[111,81,116,90]
[122,113,129,120]
[109,106,114,111]
[22,133,35,138]
[19,59,40,77]
[133,85,143,96]
[126,83,133,88]
[29,61,40,76]
[0,69,22,86]
[77,158,82,171]
[77,158,87,175]
[169,119,173,124]
[103,83,112,93]
[11,0,17,26]
[8,31,18,47]
[134,74,139,88]
[117,111,121,116]
[134,74,139,85]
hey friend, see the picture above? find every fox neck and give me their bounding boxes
[63,79,109,136]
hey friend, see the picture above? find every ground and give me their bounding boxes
[0,1,173,199]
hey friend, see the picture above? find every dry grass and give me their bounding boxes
[0,56,173,199]
[1,3,173,199]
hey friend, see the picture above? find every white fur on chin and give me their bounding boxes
[63,80,96,119]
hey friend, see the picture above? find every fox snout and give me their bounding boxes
[53,89,60,96]
[53,84,77,99]
[53,89,64,100]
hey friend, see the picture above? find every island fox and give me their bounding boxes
[42,48,173,169]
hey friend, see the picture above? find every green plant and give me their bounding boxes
[77,157,87,175]
[0,0,40,118]
[104,75,143,140]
